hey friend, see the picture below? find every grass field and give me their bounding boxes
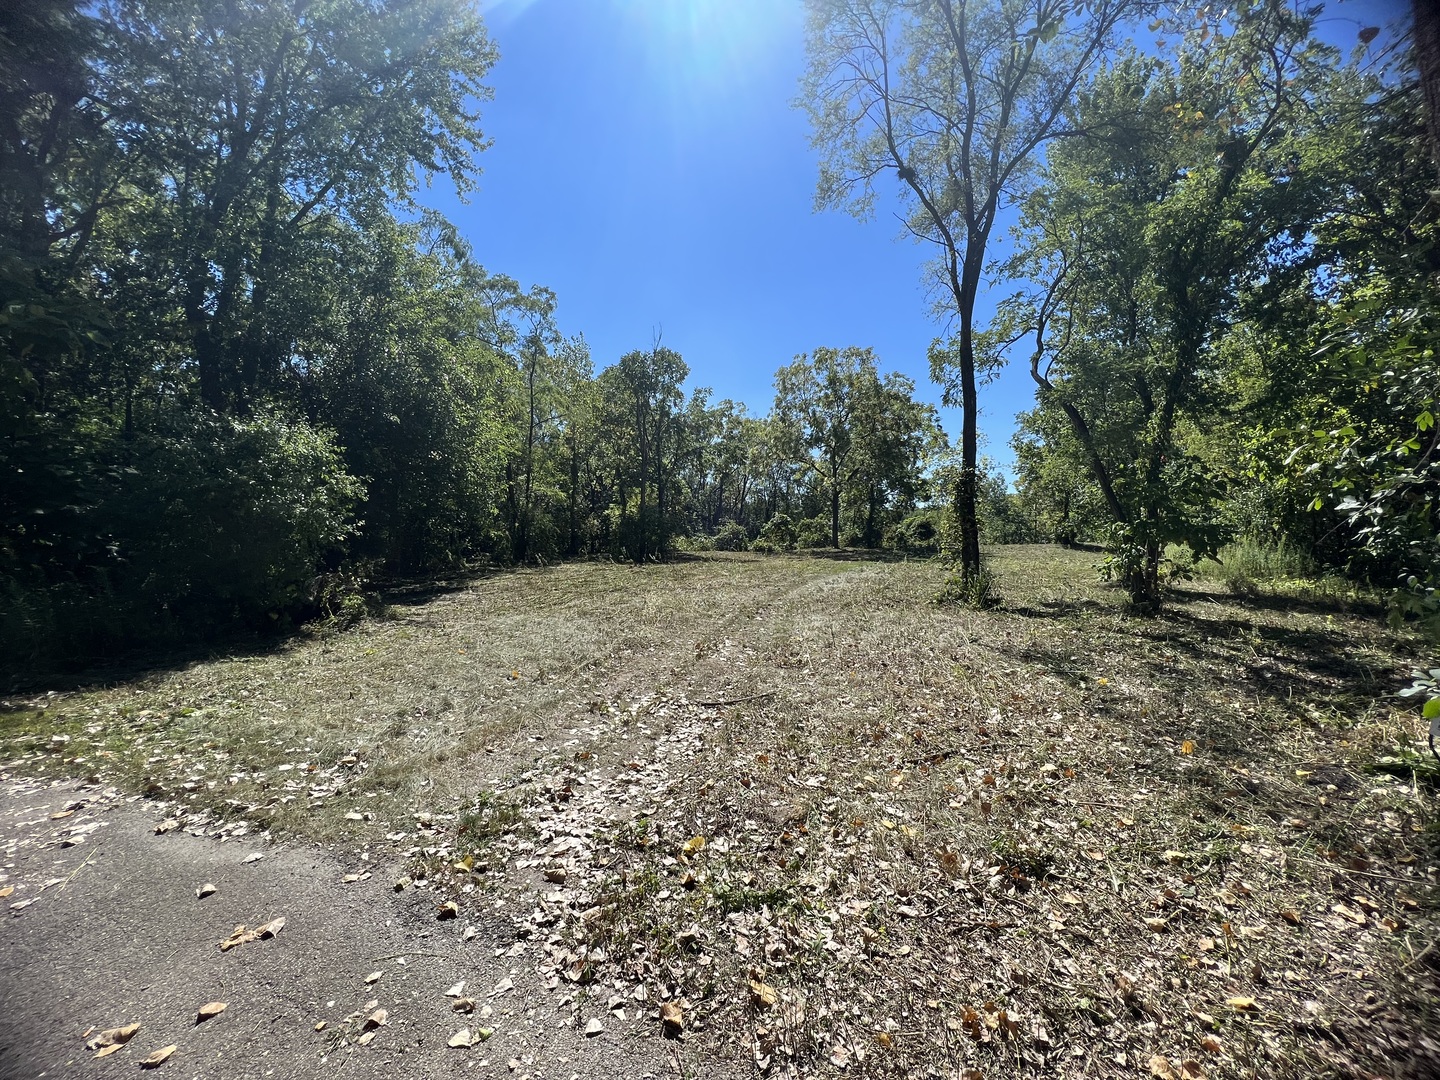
[2,546,1436,1078]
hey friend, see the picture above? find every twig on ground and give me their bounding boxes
[696,692,776,708]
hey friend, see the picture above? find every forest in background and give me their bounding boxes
[1,0,1436,685]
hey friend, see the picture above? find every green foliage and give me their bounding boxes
[1198,539,1316,596]
[795,516,834,550]
[886,510,943,556]
[755,512,798,551]
[935,566,998,609]
[1,412,359,676]
[712,521,749,552]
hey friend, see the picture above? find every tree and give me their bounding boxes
[598,345,690,562]
[774,346,941,549]
[801,0,1140,584]
[999,4,1344,605]
[94,0,496,413]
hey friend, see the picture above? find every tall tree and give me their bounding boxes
[599,345,689,562]
[1001,4,1348,604]
[95,0,496,412]
[801,0,1140,584]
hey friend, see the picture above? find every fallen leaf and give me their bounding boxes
[445,980,466,997]
[357,1030,376,1046]
[196,883,216,899]
[1150,1055,1176,1078]
[1226,996,1257,1011]
[93,1043,125,1059]
[196,1001,227,1023]
[363,1008,388,1030]
[448,1028,474,1048]
[218,916,285,951]
[139,1045,176,1068]
[1180,1062,1206,1079]
[437,900,459,920]
[87,1023,140,1050]
[365,971,383,984]
[1200,1035,1222,1053]
[660,1000,684,1035]
[0,887,12,899]
[155,819,179,834]
[242,852,264,864]
[681,836,706,857]
[1146,917,1168,932]
[749,980,779,1008]
[1181,741,1195,755]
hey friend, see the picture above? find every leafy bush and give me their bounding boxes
[756,513,797,551]
[0,413,361,679]
[712,521,749,551]
[1199,538,1316,595]
[795,516,832,549]
[887,509,943,555]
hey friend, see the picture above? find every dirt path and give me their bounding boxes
[0,776,727,1079]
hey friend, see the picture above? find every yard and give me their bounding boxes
[2,547,1435,1078]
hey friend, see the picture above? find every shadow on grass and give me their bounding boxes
[1011,602,1394,707]
[795,547,914,564]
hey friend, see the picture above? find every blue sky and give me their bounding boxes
[425,0,1410,477]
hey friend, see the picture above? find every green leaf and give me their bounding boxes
[1424,697,1440,720]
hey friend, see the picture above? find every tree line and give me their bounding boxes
[0,0,952,677]
[4,0,1437,689]
[804,0,1437,644]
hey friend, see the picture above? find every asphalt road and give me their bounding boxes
[0,776,712,1080]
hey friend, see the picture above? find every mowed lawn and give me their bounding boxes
[3,547,1436,1078]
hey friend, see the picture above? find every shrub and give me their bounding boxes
[795,516,833,549]
[0,412,362,680]
[756,512,797,551]
[712,521,749,551]
[1200,538,1315,595]
[887,509,943,555]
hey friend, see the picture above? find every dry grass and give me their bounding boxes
[2,546,1437,1078]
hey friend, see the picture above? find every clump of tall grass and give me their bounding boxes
[1197,537,1355,600]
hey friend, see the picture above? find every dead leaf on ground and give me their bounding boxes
[242,852,264,864]
[660,1000,684,1035]
[1225,996,1257,1011]
[363,1008,388,1030]
[749,979,779,1008]
[139,1045,176,1068]
[218,916,285,951]
[86,1023,140,1050]
[365,970,383,985]
[196,882,216,899]
[154,819,178,834]
[0,886,12,899]
[448,1028,474,1048]
[445,980,466,997]
[196,1001,227,1023]
[437,900,459,920]
[1150,1055,1176,1078]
